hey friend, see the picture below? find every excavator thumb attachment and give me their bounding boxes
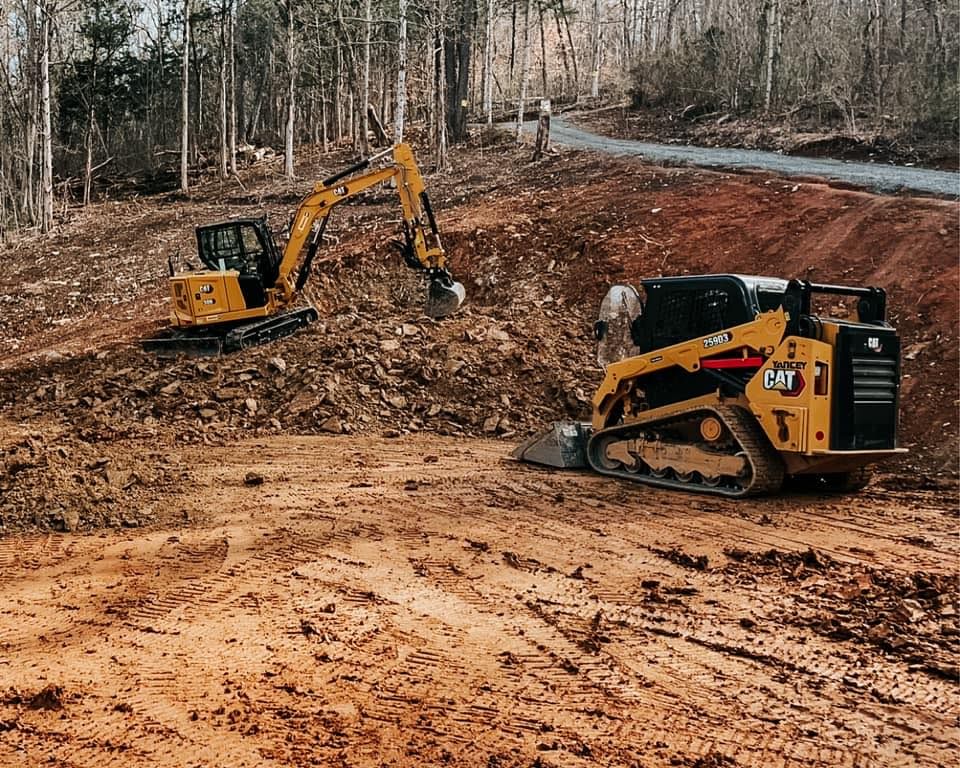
[511,422,593,469]
[425,274,466,319]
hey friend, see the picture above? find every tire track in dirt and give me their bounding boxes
[2,435,955,767]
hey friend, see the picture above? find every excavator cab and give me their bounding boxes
[195,219,281,309]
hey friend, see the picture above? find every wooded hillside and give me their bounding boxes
[1,0,956,238]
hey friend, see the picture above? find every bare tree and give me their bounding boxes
[515,0,531,142]
[282,0,295,178]
[395,0,408,142]
[39,0,52,231]
[180,0,190,193]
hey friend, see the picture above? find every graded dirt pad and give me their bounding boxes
[0,436,956,767]
[0,138,957,763]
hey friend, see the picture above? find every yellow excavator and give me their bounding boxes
[144,143,465,356]
[514,275,904,496]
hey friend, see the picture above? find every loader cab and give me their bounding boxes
[195,218,282,308]
[633,274,787,352]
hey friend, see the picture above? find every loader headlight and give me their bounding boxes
[200,283,214,293]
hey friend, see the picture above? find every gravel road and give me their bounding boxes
[532,117,960,198]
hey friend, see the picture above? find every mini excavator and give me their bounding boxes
[143,143,465,356]
[514,275,904,497]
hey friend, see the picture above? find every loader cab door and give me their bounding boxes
[195,220,280,309]
[637,276,753,352]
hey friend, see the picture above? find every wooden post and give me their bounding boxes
[533,98,550,159]
[367,104,389,146]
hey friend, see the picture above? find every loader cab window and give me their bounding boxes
[757,289,786,312]
[642,281,750,350]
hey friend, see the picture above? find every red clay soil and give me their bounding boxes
[0,135,957,766]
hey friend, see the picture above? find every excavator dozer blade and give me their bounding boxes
[141,334,224,358]
[511,422,593,469]
[425,279,466,319]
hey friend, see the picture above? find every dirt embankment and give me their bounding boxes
[0,134,957,533]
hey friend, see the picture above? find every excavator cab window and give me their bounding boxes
[197,221,280,284]
[196,221,277,309]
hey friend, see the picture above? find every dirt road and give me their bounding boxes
[1,435,956,767]
[532,118,960,198]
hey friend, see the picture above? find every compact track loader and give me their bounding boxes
[143,143,465,356]
[514,275,905,496]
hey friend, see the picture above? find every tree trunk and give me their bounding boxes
[361,0,372,153]
[538,2,548,96]
[22,0,38,224]
[284,0,295,178]
[219,0,228,178]
[483,0,494,124]
[533,98,550,159]
[515,0,531,142]
[762,0,780,112]
[553,7,571,99]
[433,0,447,167]
[228,0,237,175]
[395,0,407,142]
[445,0,475,142]
[591,0,602,97]
[557,0,579,99]
[180,0,190,193]
[39,0,52,232]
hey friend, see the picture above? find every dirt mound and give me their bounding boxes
[0,420,187,533]
[724,547,958,678]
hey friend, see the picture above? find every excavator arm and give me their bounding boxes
[273,143,464,318]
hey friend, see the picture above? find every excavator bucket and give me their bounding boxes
[511,422,593,469]
[425,277,466,319]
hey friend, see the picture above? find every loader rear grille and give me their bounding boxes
[851,356,898,403]
[831,327,900,451]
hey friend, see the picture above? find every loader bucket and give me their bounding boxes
[511,422,593,469]
[425,278,466,319]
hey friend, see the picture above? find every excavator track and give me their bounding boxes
[223,306,319,351]
[143,307,319,357]
[586,405,784,498]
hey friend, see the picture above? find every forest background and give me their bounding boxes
[1,0,957,239]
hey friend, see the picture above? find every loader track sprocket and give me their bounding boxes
[586,405,784,497]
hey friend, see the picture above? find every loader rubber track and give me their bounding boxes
[586,405,784,498]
